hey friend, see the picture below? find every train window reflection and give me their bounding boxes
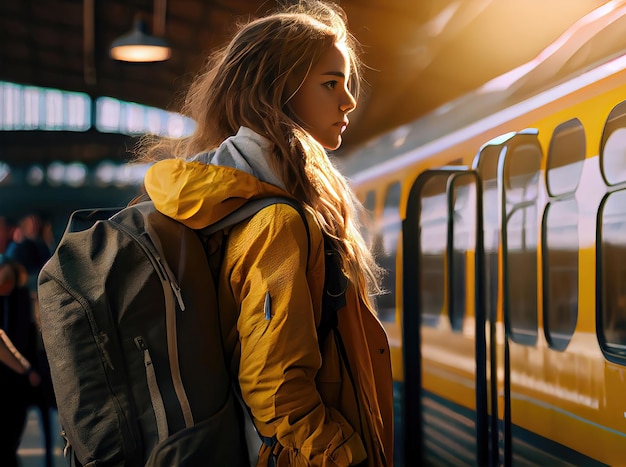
[476,144,501,325]
[505,205,538,345]
[598,190,626,360]
[376,182,401,322]
[546,119,585,197]
[363,190,376,213]
[542,199,579,351]
[601,128,626,186]
[600,100,626,186]
[450,175,476,332]
[504,143,541,205]
[419,176,447,327]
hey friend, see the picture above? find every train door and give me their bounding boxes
[494,130,544,465]
[402,166,488,465]
[401,130,544,466]
[472,134,513,467]
[473,129,545,465]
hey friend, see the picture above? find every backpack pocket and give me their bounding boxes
[145,389,248,467]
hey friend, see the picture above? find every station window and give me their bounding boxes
[542,199,579,351]
[376,182,401,322]
[600,100,626,186]
[0,81,90,131]
[598,189,626,361]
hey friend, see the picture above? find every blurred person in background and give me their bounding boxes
[0,327,41,386]
[5,212,56,467]
[0,216,16,255]
[0,259,40,467]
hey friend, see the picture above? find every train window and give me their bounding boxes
[363,190,376,213]
[598,189,626,361]
[376,182,401,322]
[600,100,626,186]
[503,140,541,345]
[504,143,541,205]
[475,144,502,325]
[449,174,476,332]
[546,119,585,197]
[359,190,377,245]
[419,176,448,327]
[505,204,538,345]
[542,199,579,351]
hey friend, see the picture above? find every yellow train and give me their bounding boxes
[343,3,626,465]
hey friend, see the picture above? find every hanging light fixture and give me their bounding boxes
[110,0,171,63]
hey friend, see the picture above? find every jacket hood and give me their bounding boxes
[144,159,291,230]
[191,126,285,190]
[144,127,293,229]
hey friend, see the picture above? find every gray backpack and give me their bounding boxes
[38,196,306,467]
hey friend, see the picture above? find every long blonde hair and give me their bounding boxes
[140,0,383,304]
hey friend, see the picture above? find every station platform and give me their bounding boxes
[18,407,64,467]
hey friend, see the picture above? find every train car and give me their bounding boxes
[341,2,626,465]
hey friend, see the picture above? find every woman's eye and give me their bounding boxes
[324,81,338,90]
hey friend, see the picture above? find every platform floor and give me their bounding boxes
[18,407,65,467]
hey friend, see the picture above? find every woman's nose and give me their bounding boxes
[340,91,357,113]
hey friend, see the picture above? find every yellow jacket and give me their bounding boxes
[145,157,393,466]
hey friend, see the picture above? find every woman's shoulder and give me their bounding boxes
[228,200,324,256]
[251,201,320,239]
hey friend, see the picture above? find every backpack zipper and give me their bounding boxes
[135,336,169,442]
[113,221,195,428]
[153,254,185,312]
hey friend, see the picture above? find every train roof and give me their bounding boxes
[341,1,626,181]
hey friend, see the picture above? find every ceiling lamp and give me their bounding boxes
[110,0,170,63]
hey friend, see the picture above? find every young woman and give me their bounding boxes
[141,1,393,465]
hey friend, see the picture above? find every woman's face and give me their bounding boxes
[288,42,357,150]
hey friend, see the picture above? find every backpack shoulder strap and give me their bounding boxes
[200,197,308,238]
[199,196,311,263]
